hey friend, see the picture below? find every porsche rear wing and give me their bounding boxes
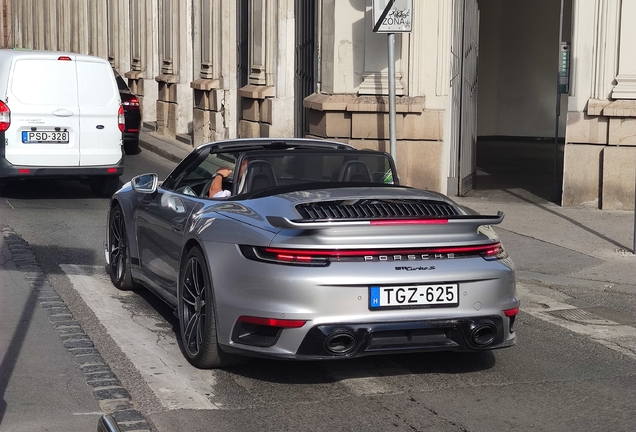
[267,211,504,230]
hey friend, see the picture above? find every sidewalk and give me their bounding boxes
[0,229,150,432]
[138,127,636,294]
[0,230,103,431]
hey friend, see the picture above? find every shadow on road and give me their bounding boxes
[222,350,496,385]
[0,231,42,426]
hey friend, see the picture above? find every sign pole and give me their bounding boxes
[388,33,397,164]
[373,0,411,166]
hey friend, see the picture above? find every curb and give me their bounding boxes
[138,129,191,164]
[1,228,153,432]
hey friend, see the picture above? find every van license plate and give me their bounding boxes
[22,131,69,143]
[369,284,459,310]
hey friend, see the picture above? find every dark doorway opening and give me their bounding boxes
[472,138,564,203]
[472,0,572,204]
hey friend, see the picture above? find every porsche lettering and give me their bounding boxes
[363,253,455,261]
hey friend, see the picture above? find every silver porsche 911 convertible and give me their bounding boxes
[104,138,519,369]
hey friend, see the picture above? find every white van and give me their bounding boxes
[0,50,124,196]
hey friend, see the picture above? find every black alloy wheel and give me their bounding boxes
[108,204,138,290]
[91,175,120,197]
[124,139,139,155]
[179,247,246,369]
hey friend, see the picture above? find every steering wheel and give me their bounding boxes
[200,178,213,198]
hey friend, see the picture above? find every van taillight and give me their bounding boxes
[0,101,10,132]
[118,105,125,132]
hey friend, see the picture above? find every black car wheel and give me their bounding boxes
[124,139,139,155]
[108,204,138,290]
[90,176,120,197]
[179,247,246,369]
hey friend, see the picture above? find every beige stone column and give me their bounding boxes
[611,0,636,99]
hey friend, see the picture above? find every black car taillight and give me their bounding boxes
[122,96,140,109]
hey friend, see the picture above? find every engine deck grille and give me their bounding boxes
[296,199,459,220]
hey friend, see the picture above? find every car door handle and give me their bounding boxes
[173,223,183,232]
[52,109,75,117]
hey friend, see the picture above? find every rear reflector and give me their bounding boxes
[504,307,519,317]
[107,168,118,173]
[237,316,306,328]
[0,100,10,131]
[18,169,30,174]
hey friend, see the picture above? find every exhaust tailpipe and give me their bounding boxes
[469,323,497,347]
[324,332,356,355]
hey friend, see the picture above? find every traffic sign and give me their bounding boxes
[373,0,412,33]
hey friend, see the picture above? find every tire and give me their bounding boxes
[90,176,120,197]
[179,247,247,369]
[124,139,139,155]
[108,204,139,290]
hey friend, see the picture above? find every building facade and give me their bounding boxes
[5,0,636,210]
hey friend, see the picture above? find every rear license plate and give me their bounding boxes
[22,131,69,143]
[369,284,459,310]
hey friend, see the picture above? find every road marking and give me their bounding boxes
[62,265,636,410]
[60,264,220,410]
[518,283,636,361]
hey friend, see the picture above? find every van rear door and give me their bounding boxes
[5,55,80,167]
[76,59,122,166]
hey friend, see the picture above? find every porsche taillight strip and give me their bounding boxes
[266,211,504,230]
[240,242,508,266]
[262,243,502,258]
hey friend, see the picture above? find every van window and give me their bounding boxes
[77,61,117,106]
[11,59,78,106]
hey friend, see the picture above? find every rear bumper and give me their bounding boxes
[296,315,513,358]
[0,156,125,179]
[223,315,516,360]
[0,131,124,179]
[123,131,139,142]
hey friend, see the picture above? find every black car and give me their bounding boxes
[114,69,142,155]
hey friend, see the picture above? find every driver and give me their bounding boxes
[208,159,248,198]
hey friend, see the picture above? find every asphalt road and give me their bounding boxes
[1,147,635,432]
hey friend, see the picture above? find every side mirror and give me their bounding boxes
[131,173,158,194]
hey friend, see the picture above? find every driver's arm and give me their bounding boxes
[208,167,232,197]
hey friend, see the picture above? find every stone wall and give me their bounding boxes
[303,94,444,191]
[563,99,636,210]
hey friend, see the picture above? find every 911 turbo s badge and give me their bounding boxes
[395,266,436,271]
